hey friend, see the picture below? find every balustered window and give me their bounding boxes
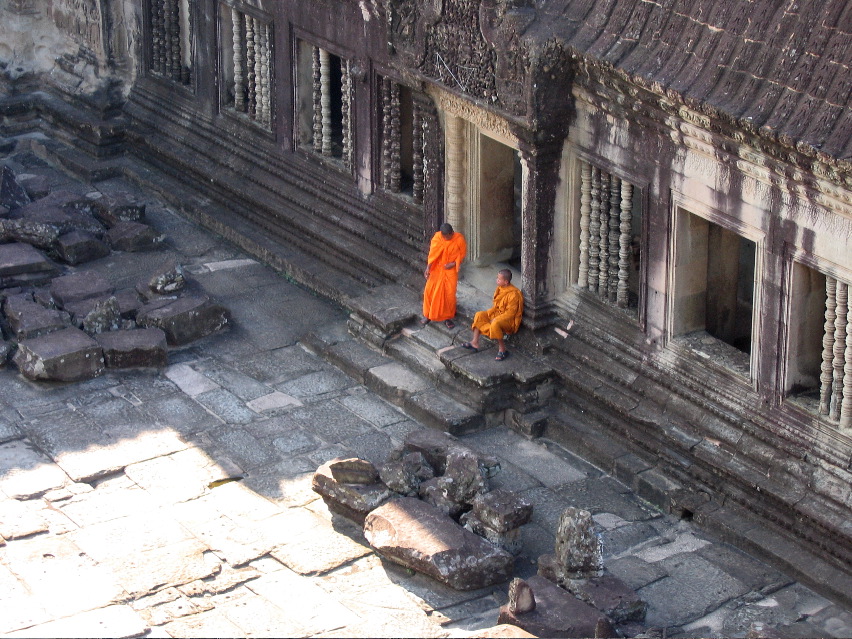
[296,40,353,169]
[575,160,641,310]
[671,207,758,378]
[148,0,193,85]
[378,77,425,204]
[220,4,273,128]
[786,263,852,430]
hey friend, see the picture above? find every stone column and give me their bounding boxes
[831,282,848,422]
[517,137,561,329]
[598,172,610,296]
[618,180,633,308]
[341,60,353,170]
[412,102,424,204]
[245,17,256,117]
[320,48,332,156]
[312,46,322,152]
[232,9,245,112]
[578,161,591,289]
[842,302,852,430]
[608,175,621,303]
[588,167,601,294]
[819,277,837,416]
[445,113,466,233]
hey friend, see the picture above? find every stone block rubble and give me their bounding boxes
[0,164,230,381]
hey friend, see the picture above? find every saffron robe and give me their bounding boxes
[471,283,523,339]
[423,231,467,321]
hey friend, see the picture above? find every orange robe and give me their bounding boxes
[422,231,467,321]
[471,284,523,339]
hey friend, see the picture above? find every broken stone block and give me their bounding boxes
[562,573,647,623]
[554,507,603,579]
[95,328,168,368]
[0,215,60,249]
[106,220,161,251]
[136,294,230,345]
[312,458,393,524]
[145,259,186,294]
[13,327,104,382]
[89,193,146,227]
[402,429,500,478]
[50,271,113,307]
[443,449,489,504]
[37,190,95,214]
[329,458,380,484]
[466,624,537,638]
[63,296,113,327]
[0,242,59,287]
[56,230,110,265]
[508,578,536,615]
[113,288,143,320]
[12,201,105,236]
[19,174,50,200]
[461,511,524,555]
[82,296,121,334]
[471,489,533,532]
[0,165,31,210]
[497,575,615,638]
[32,287,55,308]
[380,451,435,496]
[364,498,514,591]
[418,476,467,518]
[3,297,69,340]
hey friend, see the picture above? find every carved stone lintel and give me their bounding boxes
[430,86,518,147]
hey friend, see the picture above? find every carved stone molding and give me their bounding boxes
[429,86,518,146]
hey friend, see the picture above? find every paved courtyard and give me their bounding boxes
[1,147,851,637]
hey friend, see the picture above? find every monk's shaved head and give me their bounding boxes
[498,269,512,283]
[440,223,454,236]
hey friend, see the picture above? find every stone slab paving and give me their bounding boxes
[0,163,850,638]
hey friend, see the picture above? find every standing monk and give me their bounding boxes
[461,269,523,361]
[422,223,466,329]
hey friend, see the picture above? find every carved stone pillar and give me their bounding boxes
[246,17,256,117]
[341,60,353,169]
[412,102,424,204]
[578,161,591,289]
[232,9,245,112]
[312,46,322,152]
[617,181,633,308]
[842,301,852,430]
[588,167,601,294]
[517,138,560,329]
[168,0,181,81]
[445,113,466,233]
[598,172,610,296]
[831,282,848,421]
[259,22,271,127]
[390,82,402,193]
[152,0,165,75]
[320,48,332,157]
[413,90,443,235]
[608,175,621,303]
[820,277,837,415]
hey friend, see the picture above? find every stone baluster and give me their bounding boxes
[245,17,256,118]
[182,0,192,84]
[842,300,852,430]
[588,167,600,294]
[254,19,267,125]
[341,60,353,170]
[577,161,591,289]
[263,22,273,126]
[830,282,848,421]
[255,20,271,127]
[232,9,245,111]
[169,0,182,82]
[312,46,322,152]
[618,180,633,308]
[162,0,173,78]
[445,113,466,232]
[381,78,392,190]
[608,175,621,303]
[151,0,165,75]
[412,103,424,203]
[598,172,610,296]
[389,82,401,193]
[320,48,332,156]
[820,277,837,415]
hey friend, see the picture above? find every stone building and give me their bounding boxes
[1,0,850,603]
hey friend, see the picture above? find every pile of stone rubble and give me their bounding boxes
[0,164,230,382]
[313,429,650,638]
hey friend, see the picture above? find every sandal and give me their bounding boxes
[495,350,510,361]
[444,319,456,329]
[420,317,431,325]
[461,342,478,351]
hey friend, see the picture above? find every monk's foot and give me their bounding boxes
[461,342,478,351]
[444,319,456,329]
[420,317,431,325]
[495,350,509,361]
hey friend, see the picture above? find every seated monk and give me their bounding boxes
[461,269,523,361]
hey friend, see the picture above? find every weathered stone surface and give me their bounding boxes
[8,201,104,239]
[402,429,500,477]
[136,294,230,345]
[0,243,55,277]
[38,190,96,214]
[62,295,113,327]
[443,449,489,503]
[329,457,380,484]
[418,476,467,518]
[497,575,616,638]
[312,458,393,524]
[50,271,113,307]
[95,328,168,368]
[13,327,104,382]
[363,497,514,590]
[145,259,185,294]
[380,451,435,496]
[0,339,10,364]
[3,297,69,339]
[0,165,30,210]
[107,220,162,251]
[462,511,524,555]
[56,230,110,265]
[82,296,121,334]
[554,507,603,579]
[90,192,146,227]
[0,215,60,248]
[563,573,647,623]
[472,489,532,533]
[19,174,50,200]
[508,578,537,614]
[467,624,537,638]
[113,288,143,320]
